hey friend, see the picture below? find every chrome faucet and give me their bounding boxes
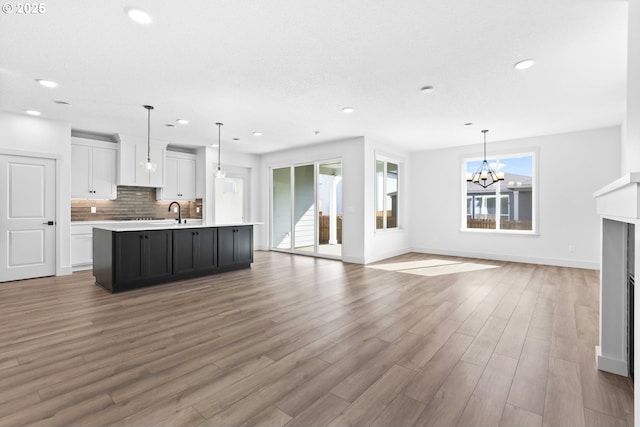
[168,201,182,224]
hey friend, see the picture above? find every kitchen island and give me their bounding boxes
[92,222,255,293]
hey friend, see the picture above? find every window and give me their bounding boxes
[376,158,399,229]
[463,152,535,232]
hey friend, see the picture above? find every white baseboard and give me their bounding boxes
[58,266,73,276]
[410,247,599,270]
[595,345,628,376]
[342,255,365,264]
[363,248,412,265]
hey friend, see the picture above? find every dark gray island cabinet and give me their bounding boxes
[93,224,254,293]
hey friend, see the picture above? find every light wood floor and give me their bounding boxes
[0,251,633,427]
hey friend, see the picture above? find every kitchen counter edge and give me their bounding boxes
[92,222,262,232]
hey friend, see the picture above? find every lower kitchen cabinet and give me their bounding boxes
[173,227,217,276]
[93,225,253,293]
[114,230,173,288]
[218,226,253,267]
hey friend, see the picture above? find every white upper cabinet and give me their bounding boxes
[118,135,165,188]
[71,138,117,200]
[158,151,196,200]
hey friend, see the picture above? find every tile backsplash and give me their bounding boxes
[71,186,203,222]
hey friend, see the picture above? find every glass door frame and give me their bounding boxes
[269,157,342,260]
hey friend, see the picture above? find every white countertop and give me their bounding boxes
[92,222,261,232]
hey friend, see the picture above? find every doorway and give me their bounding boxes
[271,159,342,259]
[215,176,245,223]
[0,154,56,282]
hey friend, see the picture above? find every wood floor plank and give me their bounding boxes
[326,364,415,427]
[276,337,388,417]
[456,353,518,427]
[151,406,205,427]
[284,393,350,427]
[460,315,508,367]
[499,404,543,427]
[543,357,586,427]
[398,319,461,370]
[192,338,330,419]
[370,394,425,427]
[0,251,632,427]
[402,333,474,404]
[205,357,329,427]
[493,315,530,359]
[240,405,292,427]
[583,407,629,427]
[330,332,423,403]
[507,336,550,415]
[411,360,484,427]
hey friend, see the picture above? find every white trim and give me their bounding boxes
[596,345,629,376]
[374,154,401,231]
[594,172,640,198]
[461,148,539,234]
[363,247,411,265]
[410,247,599,270]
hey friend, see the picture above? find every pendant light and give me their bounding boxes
[215,122,226,178]
[466,129,504,188]
[139,105,157,173]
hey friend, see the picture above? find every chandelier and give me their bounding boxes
[466,129,504,188]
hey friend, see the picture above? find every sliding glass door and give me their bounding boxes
[271,159,342,258]
[272,167,292,250]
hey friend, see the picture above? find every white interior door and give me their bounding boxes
[0,154,56,282]
[215,177,244,223]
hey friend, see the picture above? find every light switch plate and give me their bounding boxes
[90,206,96,214]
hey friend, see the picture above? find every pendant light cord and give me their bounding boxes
[482,129,488,161]
[216,122,223,171]
[144,105,154,161]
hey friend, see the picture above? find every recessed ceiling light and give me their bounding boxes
[36,79,58,88]
[54,100,71,106]
[165,123,176,127]
[420,86,434,94]
[211,144,219,148]
[342,107,355,114]
[125,7,152,25]
[176,119,189,125]
[514,59,535,70]
[25,110,41,116]
[464,122,473,126]
[253,132,262,136]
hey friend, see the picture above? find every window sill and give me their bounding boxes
[460,228,539,237]
[375,227,403,234]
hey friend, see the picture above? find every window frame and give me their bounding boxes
[375,155,401,231]
[461,148,538,235]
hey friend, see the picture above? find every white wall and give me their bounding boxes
[410,126,621,269]
[622,0,640,174]
[0,111,72,275]
[363,139,411,263]
[260,137,366,263]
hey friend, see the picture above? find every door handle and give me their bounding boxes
[42,221,55,225]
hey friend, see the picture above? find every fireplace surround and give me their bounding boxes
[594,173,640,377]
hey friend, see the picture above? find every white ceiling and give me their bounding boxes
[0,0,628,154]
